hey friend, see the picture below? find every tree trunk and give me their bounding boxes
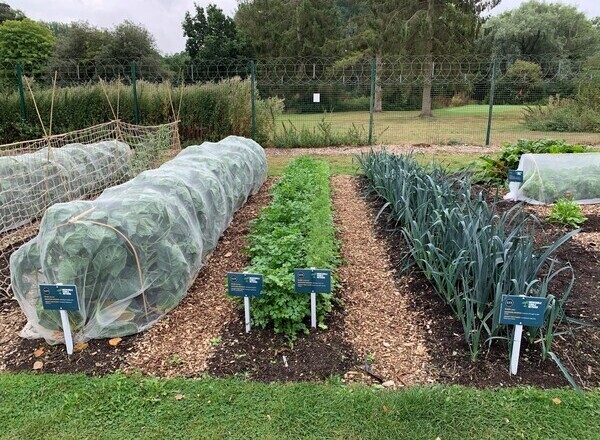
[374,52,383,112]
[420,0,434,118]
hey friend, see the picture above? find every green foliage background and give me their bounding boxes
[0,78,282,145]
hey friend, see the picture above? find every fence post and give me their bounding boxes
[250,60,256,140]
[16,64,27,122]
[368,58,376,145]
[130,61,140,124]
[485,58,497,146]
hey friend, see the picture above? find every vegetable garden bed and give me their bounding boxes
[0,153,598,389]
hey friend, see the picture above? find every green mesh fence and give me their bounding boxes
[1,55,599,146]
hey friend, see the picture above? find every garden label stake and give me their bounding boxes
[39,284,80,355]
[500,295,549,375]
[227,272,264,333]
[294,268,332,329]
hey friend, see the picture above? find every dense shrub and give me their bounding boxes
[245,157,339,338]
[495,60,545,105]
[524,96,600,133]
[0,78,282,145]
[523,55,600,133]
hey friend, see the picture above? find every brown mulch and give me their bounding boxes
[264,144,501,157]
[367,179,600,389]
[123,180,275,377]
[331,175,430,386]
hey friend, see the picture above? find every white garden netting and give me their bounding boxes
[0,120,180,234]
[0,141,131,233]
[10,136,267,344]
[505,153,600,204]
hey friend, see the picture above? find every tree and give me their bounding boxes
[162,51,192,79]
[0,2,24,24]
[402,0,500,117]
[235,0,342,58]
[99,21,161,61]
[0,19,55,70]
[341,0,412,111]
[496,60,544,104]
[51,22,110,62]
[480,1,600,59]
[183,3,248,59]
[343,0,497,115]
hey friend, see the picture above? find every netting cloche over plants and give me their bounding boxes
[505,153,600,204]
[10,136,267,344]
[0,141,131,233]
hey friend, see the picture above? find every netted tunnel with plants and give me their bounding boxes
[10,136,267,344]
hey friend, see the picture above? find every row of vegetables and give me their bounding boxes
[358,151,578,383]
[243,157,339,337]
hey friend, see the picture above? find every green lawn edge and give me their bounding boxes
[0,373,598,440]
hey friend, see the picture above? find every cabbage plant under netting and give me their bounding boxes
[0,141,131,233]
[10,136,267,344]
[505,153,600,204]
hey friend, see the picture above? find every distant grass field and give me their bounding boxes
[275,105,600,146]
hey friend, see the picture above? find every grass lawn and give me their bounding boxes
[0,373,598,440]
[275,105,600,146]
[268,152,484,176]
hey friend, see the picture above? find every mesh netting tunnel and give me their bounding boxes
[505,153,600,204]
[10,136,267,344]
[0,141,131,233]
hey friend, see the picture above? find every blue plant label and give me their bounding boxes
[39,284,80,311]
[227,273,263,297]
[499,295,549,327]
[294,269,332,294]
[508,170,524,183]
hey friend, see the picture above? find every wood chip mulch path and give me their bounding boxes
[332,175,432,387]
[124,180,274,377]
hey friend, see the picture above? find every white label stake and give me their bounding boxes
[60,310,74,355]
[244,296,251,333]
[310,291,316,328]
[510,324,523,375]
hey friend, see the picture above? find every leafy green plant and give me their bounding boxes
[477,139,587,184]
[166,354,186,367]
[245,156,339,338]
[127,125,171,177]
[358,151,577,373]
[547,198,587,228]
[209,335,222,347]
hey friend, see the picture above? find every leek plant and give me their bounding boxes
[359,151,578,367]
